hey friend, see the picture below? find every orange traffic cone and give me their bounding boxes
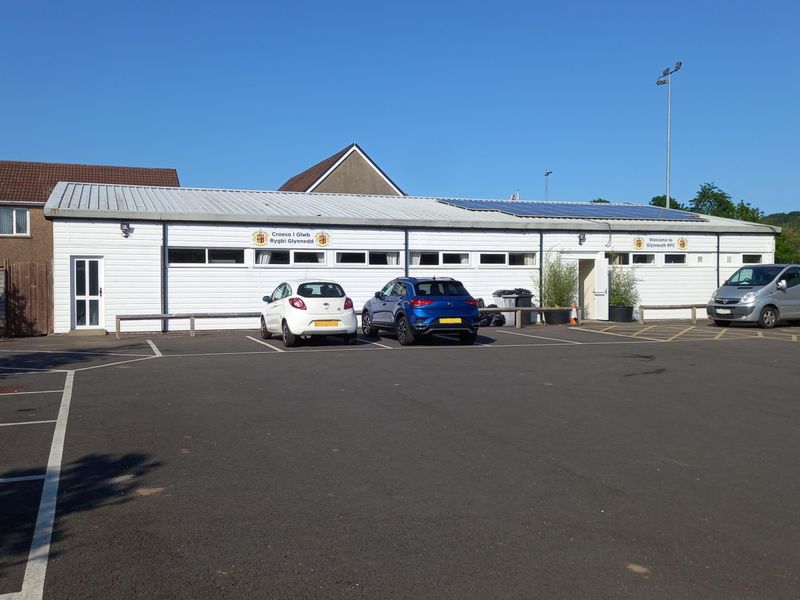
[570,302,578,325]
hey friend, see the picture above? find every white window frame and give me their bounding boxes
[508,252,538,268]
[254,249,328,267]
[335,251,368,266]
[631,253,656,265]
[478,252,508,267]
[0,207,30,237]
[742,254,763,264]
[168,247,247,267]
[605,252,630,266]
[367,251,402,266]
[664,253,687,265]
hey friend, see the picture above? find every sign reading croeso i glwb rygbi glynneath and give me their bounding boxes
[633,235,688,251]
[252,230,332,248]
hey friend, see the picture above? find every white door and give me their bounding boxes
[73,257,104,329]
[593,257,609,321]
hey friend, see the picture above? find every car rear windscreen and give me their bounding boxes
[297,282,345,298]
[415,281,469,296]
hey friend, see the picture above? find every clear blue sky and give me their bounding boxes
[1,0,797,214]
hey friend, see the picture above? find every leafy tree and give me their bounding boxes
[688,182,763,222]
[649,195,686,210]
[591,198,610,203]
[774,225,800,263]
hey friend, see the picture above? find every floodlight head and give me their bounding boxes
[662,67,670,76]
[656,79,668,85]
[675,61,682,71]
[544,169,553,176]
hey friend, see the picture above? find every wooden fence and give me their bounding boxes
[2,261,53,336]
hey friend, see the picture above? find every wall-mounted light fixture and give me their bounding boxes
[120,223,133,238]
[578,233,586,245]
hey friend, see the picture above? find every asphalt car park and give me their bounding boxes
[1,322,799,599]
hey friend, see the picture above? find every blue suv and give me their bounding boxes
[362,277,481,345]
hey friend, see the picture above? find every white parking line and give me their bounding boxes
[0,349,152,357]
[0,475,46,484]
[568,328,665,342]
[75,356,159,372]
[0,420,57,427]
[146,339,163,357]
[0,390,63,397]
[495,329,582,344]
[358,339,394,349]
[246,335,285,352]
[13,371,74,600]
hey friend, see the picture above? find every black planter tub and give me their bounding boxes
[609,305,634,322]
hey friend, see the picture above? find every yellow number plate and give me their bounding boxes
[314,320,340,327]
[439,317,462,324]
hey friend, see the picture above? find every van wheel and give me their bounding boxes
[396,315,415,346]
[758,306,779,329]
[282,321,298,347]
[260,317,272,339]
[713,320,730,327]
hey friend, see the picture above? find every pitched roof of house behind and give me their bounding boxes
[0,160,180,204]
[278,143,404,195]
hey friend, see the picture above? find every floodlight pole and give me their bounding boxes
[544,169,553,201]
[657,62,682,210]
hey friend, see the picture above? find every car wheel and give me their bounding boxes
[362,311,378,337]
[459,330,478,345]
[758,306,779,329]
[342,333,358,345]
[396,315,415,346]
[282,321,298,347]
[260,317,272,339]
[713,320,730,327]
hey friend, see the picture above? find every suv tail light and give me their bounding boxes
[288,297,307,310]
[344,297,353,310]
[466,298,479,306]
[410,298,434,307]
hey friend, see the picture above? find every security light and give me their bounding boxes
[120,223,133,238]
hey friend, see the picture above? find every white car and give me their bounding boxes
[260,279,358,347]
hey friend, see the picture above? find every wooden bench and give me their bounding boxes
[115,312,261,339]
[637,304,707,325]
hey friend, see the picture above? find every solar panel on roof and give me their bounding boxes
[437,199,704,222]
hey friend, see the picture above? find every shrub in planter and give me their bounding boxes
[608,267,639,322]
[536,253,577,324]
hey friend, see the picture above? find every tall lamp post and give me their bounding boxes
[656,61,682,209]
[544,169,553,201]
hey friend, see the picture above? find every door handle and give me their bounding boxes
[99,287,103,297]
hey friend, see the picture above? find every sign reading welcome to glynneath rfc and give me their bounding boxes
[633,235,688,250]
[252,230,332,248]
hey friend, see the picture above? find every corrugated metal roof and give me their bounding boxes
[43,182,779,234]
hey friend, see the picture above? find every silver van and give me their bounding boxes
[707,264,800,328]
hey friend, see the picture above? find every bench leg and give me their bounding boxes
[116,318,121,340]
[190,317,196,337]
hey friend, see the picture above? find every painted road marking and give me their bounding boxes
[0,349,152,357]
[569,328,665,342]
[0,475,46,484]
[146,339,163,357]
[0,390,63,397]
[357,339,394,349]
[14,371,74,600]
[631,325,657,337]
[714,328,728,339]
[0,420,57,428]
[666,326,695,342]
[246,335,285,352]
[496,329,582,344]
[75,356,159,372]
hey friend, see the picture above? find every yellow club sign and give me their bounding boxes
[252,231,268,246]
[314,232,331,247]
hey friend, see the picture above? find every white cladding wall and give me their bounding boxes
[51,221,776,332]
[53,221,163,333]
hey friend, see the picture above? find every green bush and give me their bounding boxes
[538,253,577,307]
[609,267,639,307]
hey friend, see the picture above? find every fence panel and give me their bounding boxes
[5,261,53,336]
